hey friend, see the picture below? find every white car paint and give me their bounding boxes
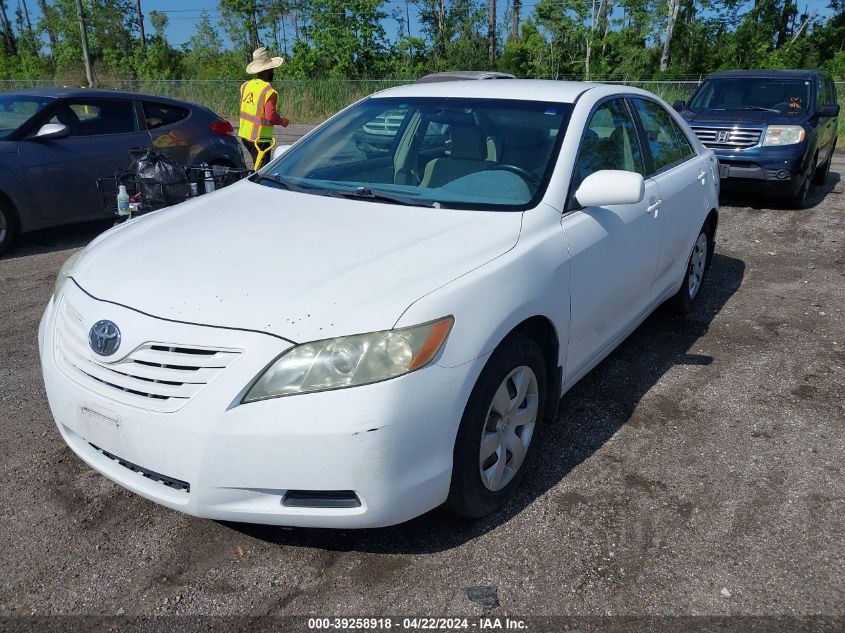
[40,80,719,528]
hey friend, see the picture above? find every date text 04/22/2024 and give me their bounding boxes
[306,617,528,630]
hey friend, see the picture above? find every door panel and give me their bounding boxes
[562,178,663,381]
[562,97,662,382]
[18,99,151,223]
[650,156,709,295]
[630,97,709,297]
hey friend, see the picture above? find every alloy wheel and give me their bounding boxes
[479,365,539,492]
[0,210,6,245]
[688,232,708,299]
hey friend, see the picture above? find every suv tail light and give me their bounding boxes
[210,120,234,136]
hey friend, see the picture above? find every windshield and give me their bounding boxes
[688,77,812,114]
[262,97,573,210]
[0,95,52,139]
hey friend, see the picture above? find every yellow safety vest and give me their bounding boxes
[238,78,278,142]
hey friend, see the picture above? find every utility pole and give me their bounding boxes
[136,0,146,49]
[75,0,94,87]
[511,0,521,39]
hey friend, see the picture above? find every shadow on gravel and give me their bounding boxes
[229,252,746,554]
[1,219,112,260]
[720,171,840,210]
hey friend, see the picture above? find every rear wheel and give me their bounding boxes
[0,200,17,256]
[669,223,712,315]
[447,333,546,519]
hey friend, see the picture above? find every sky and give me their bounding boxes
[21,0,836,48]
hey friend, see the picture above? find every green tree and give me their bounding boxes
[287,0,388,78]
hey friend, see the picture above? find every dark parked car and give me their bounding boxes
[674,69,840,207]
[0,88,246,254]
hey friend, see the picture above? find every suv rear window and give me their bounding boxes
[143,102,190,129]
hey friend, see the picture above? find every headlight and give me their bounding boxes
[53,250,82,299]
[762,125,805,146]
[243,316,454,402]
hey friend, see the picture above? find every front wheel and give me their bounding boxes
[669,223,712,315]
[0,201,17,256]
[812,145,835,186]
[447,333,546,519]
[791,164,815,208]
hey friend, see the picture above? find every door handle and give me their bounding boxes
[646,199,662,214]
[697,169,707,184]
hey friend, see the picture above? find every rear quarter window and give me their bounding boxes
[143,102,190,129]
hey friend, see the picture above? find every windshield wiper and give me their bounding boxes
[733,106,780,113]
[329,186,438,207]
[253,173,297,190]
[253,174,344,198]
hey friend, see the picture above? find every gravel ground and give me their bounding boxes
[0,156,843,630]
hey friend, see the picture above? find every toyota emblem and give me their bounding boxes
[88,320,121,356]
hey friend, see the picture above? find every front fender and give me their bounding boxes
[0,143,32,231]
[395,203,571,373]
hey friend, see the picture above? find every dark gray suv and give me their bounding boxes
[0,88,247,254]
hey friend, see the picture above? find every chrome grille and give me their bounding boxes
[691,126,763,149]
[55,298,240,413]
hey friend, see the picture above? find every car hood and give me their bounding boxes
[71,181,522,342]
[682,109,808,126]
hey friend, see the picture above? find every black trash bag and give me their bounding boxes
[128,147,189,211]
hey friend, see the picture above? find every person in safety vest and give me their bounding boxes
[239,47,290,166]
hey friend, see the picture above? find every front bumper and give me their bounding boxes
[715,146,808,195]
[39,281,482,528]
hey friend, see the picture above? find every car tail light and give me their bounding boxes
[210,120,234,136]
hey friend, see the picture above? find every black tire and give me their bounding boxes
[812,145,835,186]
[0,200,17,257]
[669,222,712,315]
[790,163,815,209]
[447,332,547,519]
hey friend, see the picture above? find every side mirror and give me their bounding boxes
[575,170,645,208]
[818,104,840,118]
[33,123,69,140]
[673,99,686,112]
[272,144,292,160]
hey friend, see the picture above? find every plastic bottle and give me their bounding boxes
[117,185,130,216]
[202,163,215,194]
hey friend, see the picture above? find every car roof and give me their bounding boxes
[372,79,607,103]
[706,69,824,80]
[415,71,516,83]
[6,87,201,107]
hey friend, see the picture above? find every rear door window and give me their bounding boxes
[46,100,138,137]
[631,98,696,174]
[143,102,190,129]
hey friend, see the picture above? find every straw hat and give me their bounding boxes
[246,47,284,74]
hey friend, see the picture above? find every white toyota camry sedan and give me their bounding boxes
[40,80,719,528]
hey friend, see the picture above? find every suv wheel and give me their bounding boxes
[812,145,835,186]
[0,201,16,256]
[447,333,546,519]
[790,168,814,209]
